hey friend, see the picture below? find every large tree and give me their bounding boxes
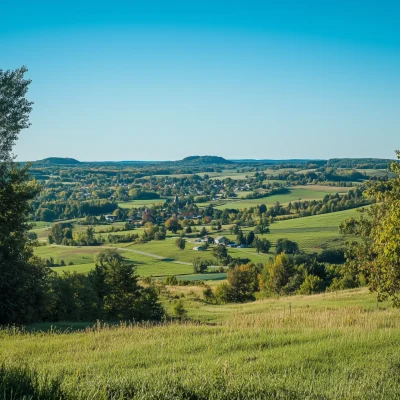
[0,67,50,324]
[340,151,400,306]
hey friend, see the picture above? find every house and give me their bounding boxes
[105,215,117,222]
[214,236,229,245]
[193,246,205,251]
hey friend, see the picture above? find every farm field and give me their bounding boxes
[1,288,399,399]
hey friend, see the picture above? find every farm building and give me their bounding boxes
[105,215,117,222]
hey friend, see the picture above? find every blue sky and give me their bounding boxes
[2,0,399,161]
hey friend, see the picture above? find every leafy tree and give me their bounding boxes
[236,229,245,245]
[259,253,295,295]
[193,257,211,273]
[254,237,271,254]
[175,237,186,250]
[254,217,270,234]
[227,264,259,302]
[340,152,400,305]
[165,218,180,233]
[214,282,232,304]
[275,239,299,254]
[298,275,325,295]
[246,230,255,246]
[0,67,51,324]
[93,249,163,320]
[212,245,230,265]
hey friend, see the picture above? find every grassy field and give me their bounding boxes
[1,288,399,399]
[118,198,168,209]
[209,186,352,210]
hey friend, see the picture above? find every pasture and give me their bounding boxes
[1,288,399,399]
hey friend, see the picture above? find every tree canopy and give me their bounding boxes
[341,151,400,306]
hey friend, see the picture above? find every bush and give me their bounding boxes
[164,275,178,285]
[214,282,232,304]
[298,275,325,295]
[171,299,186,318]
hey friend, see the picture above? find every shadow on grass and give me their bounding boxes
[0,364,65,400]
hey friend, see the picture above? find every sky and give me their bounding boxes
[1,0,399,161]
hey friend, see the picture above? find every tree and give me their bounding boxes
[236,229,245,245]
[298,275,325,295]
[214,282,232,304]
[165,218,180,233]
[227,264,259,302]
[175,237,186,250]
[193,257,211,273]
[0,67,51,324]
[259,253,295,295]
[212,245,229,265]
[276,239,299,254]
[254,217,270,234]
[92,249,163,320]
[340,152,400,306]
[199,226,208,237]
[254,237,271,254]
[246,230,255,246]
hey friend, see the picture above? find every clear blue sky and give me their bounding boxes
[2,0,399,161]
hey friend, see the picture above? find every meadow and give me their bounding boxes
[1,288,399,399]
[208,186,352,210]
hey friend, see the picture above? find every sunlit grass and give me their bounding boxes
[1,288,399,399]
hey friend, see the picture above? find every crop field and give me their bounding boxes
[1,288,399,399]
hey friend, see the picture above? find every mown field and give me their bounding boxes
[34,206,360,278]
[1,288,399,399]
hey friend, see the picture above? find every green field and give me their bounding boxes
[206,186,351,210]
[118,198,168,209]
[1,288,399,399]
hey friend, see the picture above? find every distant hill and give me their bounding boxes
[36,157,81,165]
[180,155,233,164]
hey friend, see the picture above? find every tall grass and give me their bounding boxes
[1,289,400,399]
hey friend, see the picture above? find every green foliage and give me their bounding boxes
[171,299,186,318]
[340,152,400,306]
[298,275,325,295]
[214,282,232,304]
[193,257,211,274]
[164,275,178,285]
[175,237,186,250]
[0,67,51,324]
[254,237,271,254]
[227,264,260,302]
[275,238,299,254]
